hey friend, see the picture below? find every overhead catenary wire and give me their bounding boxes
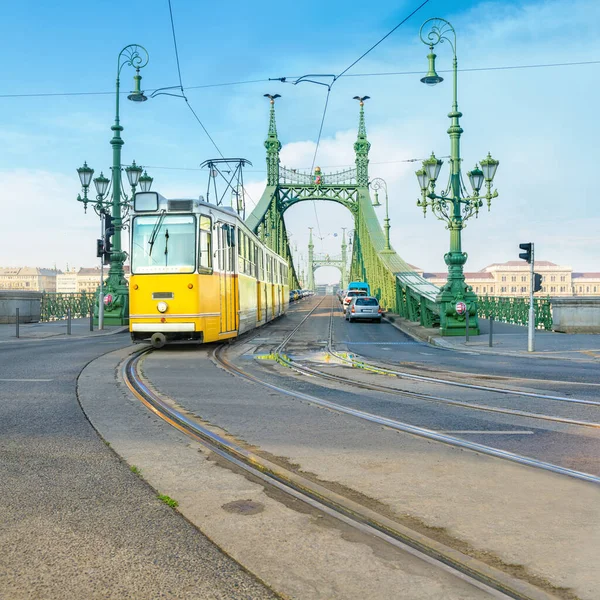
[1,60,597,98]
[165,0,255,208]
[299,0,432,250]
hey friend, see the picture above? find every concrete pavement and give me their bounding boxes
[386,315,600,362]
[0,318,127,341]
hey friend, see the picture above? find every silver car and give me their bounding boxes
[346,296,382,323]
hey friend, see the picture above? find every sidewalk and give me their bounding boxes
[0,319,128,342]
[386,315,600,362]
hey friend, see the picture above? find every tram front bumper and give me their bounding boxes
[131,323,195,332]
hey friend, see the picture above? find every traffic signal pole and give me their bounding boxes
[528,244,535,352]
[98,215,105,330]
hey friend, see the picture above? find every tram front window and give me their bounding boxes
[132,214,196,274]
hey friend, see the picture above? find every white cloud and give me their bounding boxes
[0,169,99,270]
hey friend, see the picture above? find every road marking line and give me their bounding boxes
[0,378,53,382]
[439,430,535,435]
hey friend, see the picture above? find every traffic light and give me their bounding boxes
[104,214,114,265]
[533,273,543,293]
[96,239,104,258]
[519,242,532,263]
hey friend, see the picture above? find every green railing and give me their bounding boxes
[41,292,96,322]
[350,189,440,327]
[478,295,553,330]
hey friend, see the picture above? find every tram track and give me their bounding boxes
[278,297,600,425]
[211,295,600,485]
[122,345,562,600]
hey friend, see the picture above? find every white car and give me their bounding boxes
[346,296,383,323]
[342,290,367,313]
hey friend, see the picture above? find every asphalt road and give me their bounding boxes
[245,296,600,476]
[0,334,279,599]
[136,297,600,598]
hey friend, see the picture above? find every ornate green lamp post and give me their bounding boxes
[369,177,392,252]
[76,44,150,326]
[416,19,499,336]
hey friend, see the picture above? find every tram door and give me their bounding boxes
[218,223,237,333]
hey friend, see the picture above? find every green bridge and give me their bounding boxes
[247,96,463,336]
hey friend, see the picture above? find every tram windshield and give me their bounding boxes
[132,214,196,274]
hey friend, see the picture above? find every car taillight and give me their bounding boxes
[378,308,382,313]
[351,306,355,313]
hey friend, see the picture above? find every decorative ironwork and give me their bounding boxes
[477,296,553,330]
[280,166,357,185]
[246,94,444,325]
[419,18,456,54]
[40,292,96,322]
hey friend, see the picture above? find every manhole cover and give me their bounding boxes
[222,499,264,515]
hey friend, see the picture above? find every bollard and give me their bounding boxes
[89,306,94,332]
[67,308,72,335]
[16,308,19,338]
[489,317,494,347]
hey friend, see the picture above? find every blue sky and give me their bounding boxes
[1,0,599,282]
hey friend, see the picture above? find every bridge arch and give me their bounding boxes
[245,96,447,332]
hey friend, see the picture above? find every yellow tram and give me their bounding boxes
[129,191,289,347]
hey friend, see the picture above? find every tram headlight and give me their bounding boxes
[157,301,168,313]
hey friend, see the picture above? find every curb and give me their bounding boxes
[382,314,600,363]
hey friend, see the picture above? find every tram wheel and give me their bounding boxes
[150,332,167,349]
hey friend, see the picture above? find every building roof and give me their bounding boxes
[482,260,559,270]
[0,267,61,275]
[572,272,600,279]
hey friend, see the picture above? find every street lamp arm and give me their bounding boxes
[117,44,149,77]
[419,18,456,56]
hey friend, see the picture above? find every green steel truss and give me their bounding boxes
[246,97,441,327]
[307,228,350,291]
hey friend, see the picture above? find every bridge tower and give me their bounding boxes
[307,229,349,292]
[246,95,459,334]
[307,227,315,291]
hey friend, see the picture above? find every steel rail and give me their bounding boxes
[215,344,600,486]
[276,354,600,429]
[327,301,600,408]
[273,295,327,354]
[273,299,600,428]
[122,348,556,600]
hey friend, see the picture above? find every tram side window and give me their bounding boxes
[199,216,212,273]
[258,250,264,281]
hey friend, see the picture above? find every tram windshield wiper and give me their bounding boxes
[148,210,166,256]
[164,229,169,265]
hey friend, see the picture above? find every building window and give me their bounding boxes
[511,286,516,293]
[521,286,526,293]
[560,276,565,282]
[594,287,597,293]
[511,276,516,282]
[560,286,565,292]
[551,276,555,282]
[521,276,526,282]
[551,286,556,292]
[580,286,583,292]
[501,276,506,282]
[501,286,506,293]
[587,286,590,293]
[483,287,486,293]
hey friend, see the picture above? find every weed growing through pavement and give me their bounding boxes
[130,465,141,475]
[158,494,179,508]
